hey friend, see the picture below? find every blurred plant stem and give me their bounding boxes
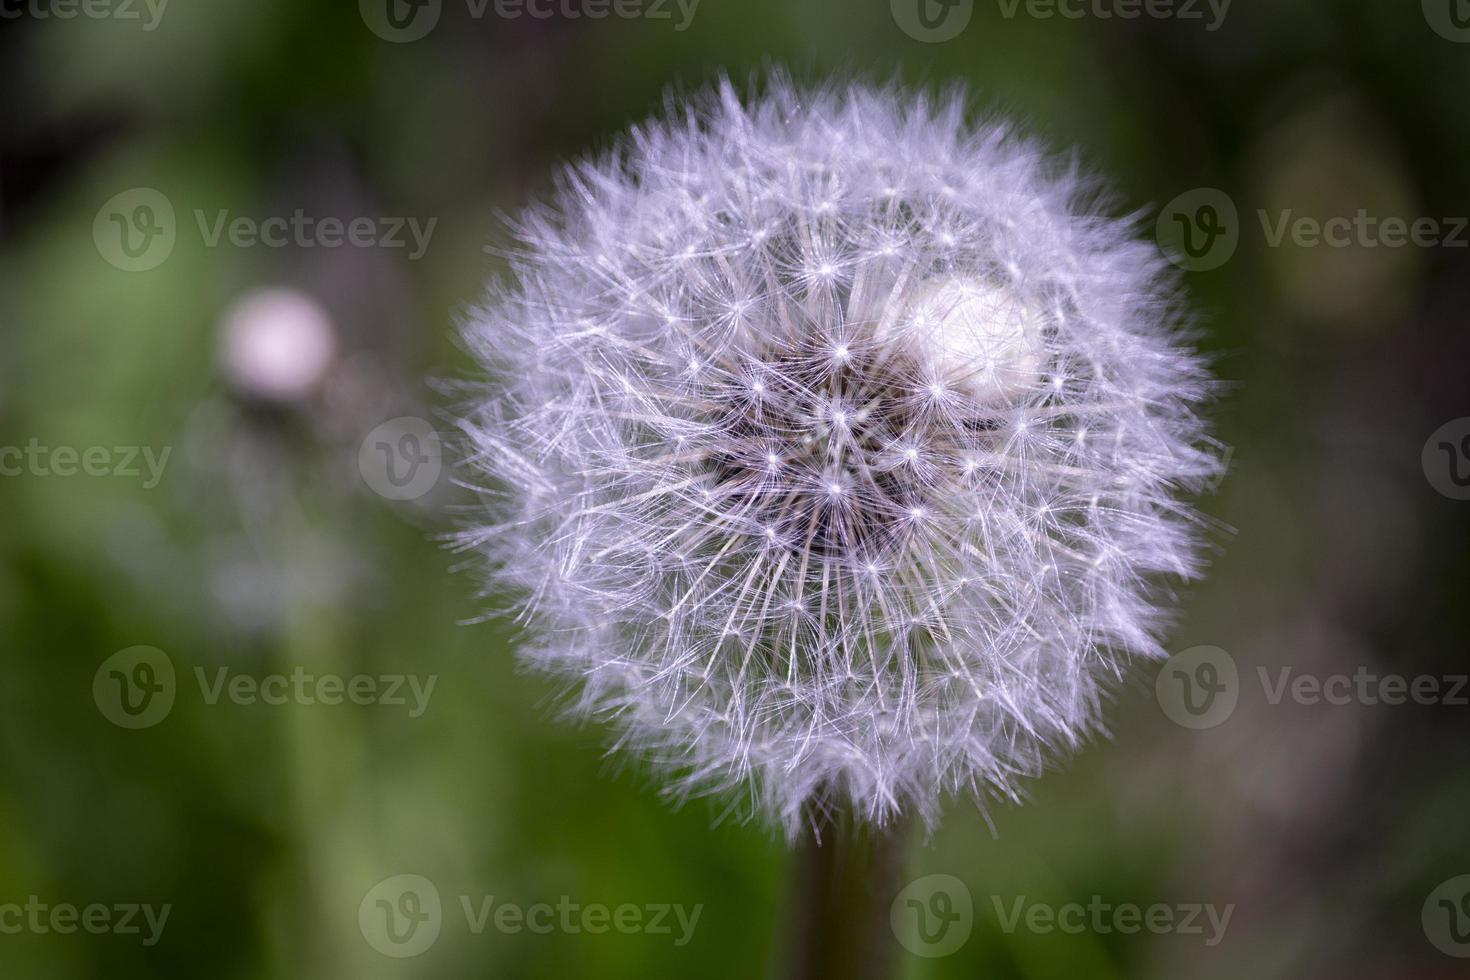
[280,593,356,979]
[267,485,361,980]
[785,799,911,980]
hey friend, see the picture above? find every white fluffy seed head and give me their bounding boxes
[457,74,1221,839]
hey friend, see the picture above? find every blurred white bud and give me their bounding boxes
[220,287,336,401]
[893,276,1046,404]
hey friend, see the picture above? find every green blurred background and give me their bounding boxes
[2,0,1469,977]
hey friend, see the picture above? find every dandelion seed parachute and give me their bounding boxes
[457,73,1219,840]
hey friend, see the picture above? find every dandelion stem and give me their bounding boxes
[784,798,912,980]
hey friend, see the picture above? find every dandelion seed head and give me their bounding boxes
[458,73,1220,839]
